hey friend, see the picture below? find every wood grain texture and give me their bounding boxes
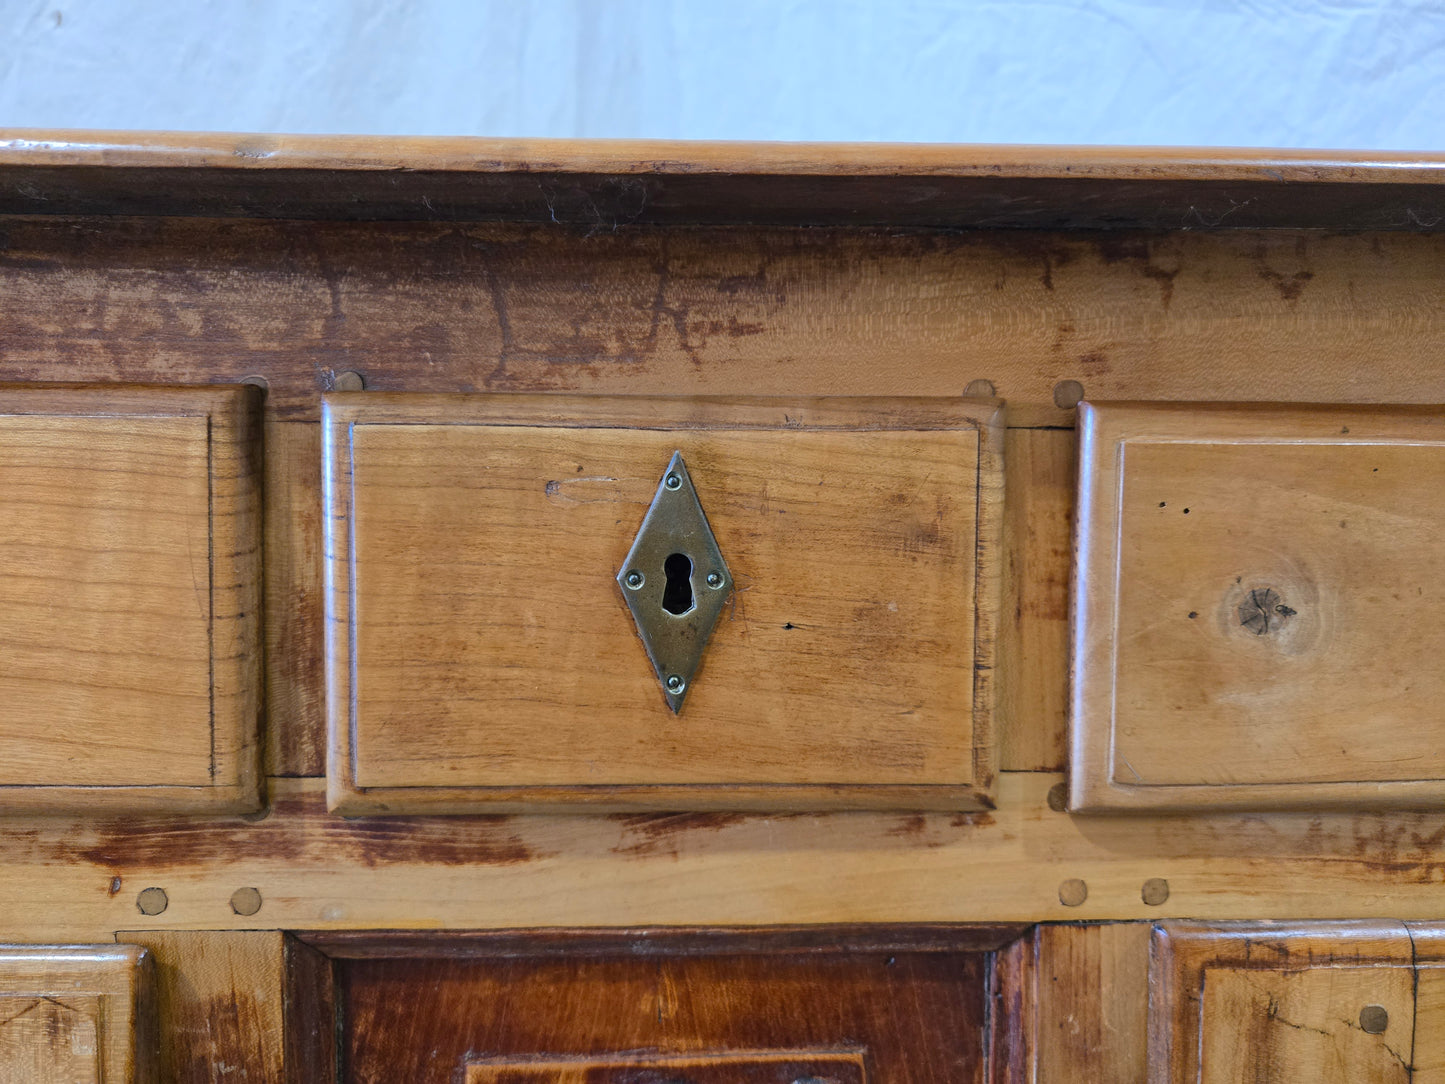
[324,394,1003,812]
[6,220,1445,432]
[0,944,155,1084]
[331,931,989,1084]
[118,930,285,1084]
[1412,963,1445,1083]
[15,775,1445,938]
[1072,401,1445,812]
[0,384,263,812]
[1032,923,1150,1084]
[0,994,102,1083]
[1149,922,1421,1084]
[2,131,1444,229]
[998,428,1073,771]
[282,935,337,1084]
[264,421,325,777]
[1199,967,1412,1083]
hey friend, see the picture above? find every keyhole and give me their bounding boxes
[661,552,694,616]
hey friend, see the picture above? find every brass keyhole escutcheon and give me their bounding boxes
[617,452,732,713]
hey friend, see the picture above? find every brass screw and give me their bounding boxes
[665,472,682,490]
[625,571,645,589]
[706,571,724,588]
[666,675,685,693]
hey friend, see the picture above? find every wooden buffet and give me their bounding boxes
[0,130,1444,1081]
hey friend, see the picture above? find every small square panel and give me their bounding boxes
[1072,401,1445,811]
[0,384,263,812]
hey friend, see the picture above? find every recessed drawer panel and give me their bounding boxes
[1071,401,1445,812]
[0,384,263,813]
[0,944,155,1083]
[465,1051,866,1084]
[324,394,1003,813]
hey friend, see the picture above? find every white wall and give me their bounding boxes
[1,0,1441,148]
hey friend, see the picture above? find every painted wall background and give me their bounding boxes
[1,0,1441,148]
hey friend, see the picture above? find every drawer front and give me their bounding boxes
[1071,401,1445,811]
[0,384,263,813]
[324,394,1003,812]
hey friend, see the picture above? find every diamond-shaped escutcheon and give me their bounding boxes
[616,451,733,713]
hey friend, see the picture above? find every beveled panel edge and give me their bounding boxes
[322,393,1004,814]
[0,382,265,815]
[296,923,1030,958]
[1069,399,1445,815]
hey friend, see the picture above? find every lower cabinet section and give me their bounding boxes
[297,928,1009,1084]
[10,923,1445,1082]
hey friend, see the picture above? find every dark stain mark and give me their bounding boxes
[63,791,545,870]
[887,815,928,839]
[1093,235,1181,308]
[611,812,750,858]
[886,813,995,847]
[1238,587,1297,636]
[1077,350,1110,373]
[1257,266,1315,302]
[1188,611,1199,619]
[783,622,797,630]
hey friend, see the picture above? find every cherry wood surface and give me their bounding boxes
[325,394,1002,813]
[307,929,995,1084]
[0,383,264,812]
[1072,401,1445,812]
